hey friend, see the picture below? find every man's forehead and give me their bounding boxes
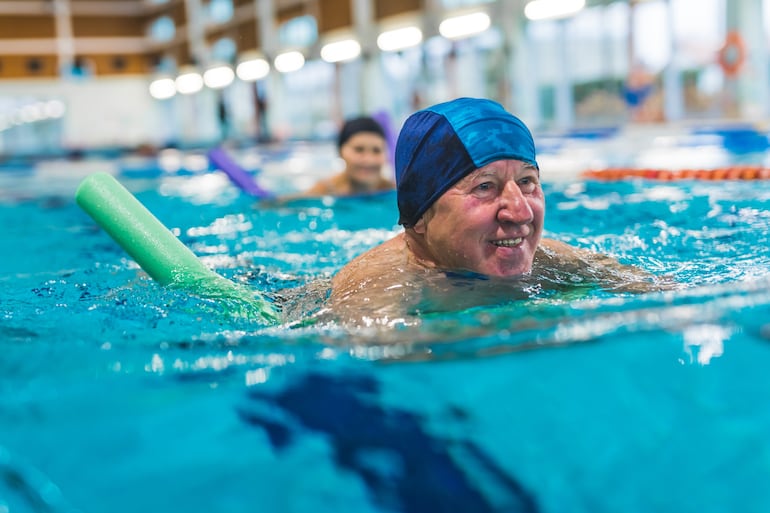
[465,160,538,178]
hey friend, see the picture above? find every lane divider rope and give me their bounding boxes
[581,166,770,181]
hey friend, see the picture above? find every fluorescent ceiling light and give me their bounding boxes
[377,26,423,52]
[320,39,361,63]
[274,51,305,73]
[439,12,491,40]
[19,103,46,123]
[524,0,586,21]
[175,69,203,94]
[236,57,270,81]
[149,77,177,99]
[203,65,235,89]
[44,99,66,118]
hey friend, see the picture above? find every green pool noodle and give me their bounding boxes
[75,172,278,323]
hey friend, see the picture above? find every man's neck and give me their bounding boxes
[403,230,438,269]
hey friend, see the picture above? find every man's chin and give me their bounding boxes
[481,260,533,278]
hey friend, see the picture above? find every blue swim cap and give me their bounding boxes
[395,97,538,226]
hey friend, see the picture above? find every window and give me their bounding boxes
[148,16,175,43]
[112,56,127,71]
[278,15,318,49]
[27,58,43,73]
[208,0,233,24]
[211,38,237,63]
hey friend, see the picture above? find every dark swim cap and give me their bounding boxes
[395,97,538,227]
[337,116,386,149]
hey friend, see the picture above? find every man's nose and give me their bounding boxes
[497,182,533,224]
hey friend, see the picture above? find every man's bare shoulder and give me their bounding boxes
[536,237,676,292]
[328,233,423,322]
[332,233,407,288]
[536,238,590,267]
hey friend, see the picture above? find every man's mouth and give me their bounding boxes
[492,238,522,248]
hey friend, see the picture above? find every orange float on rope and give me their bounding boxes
[741,167,758,180]
[580,166,769,181]
[718,31,747,77]
[712,168,728,180]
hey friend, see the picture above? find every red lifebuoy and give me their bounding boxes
[718,31,746,77]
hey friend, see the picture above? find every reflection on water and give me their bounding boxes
[3,170,770,513]
[4,176,770,354]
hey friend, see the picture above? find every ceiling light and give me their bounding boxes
[274,51,305,73]
[377,26,423,52]
[524,0,586,21]
[175,68,203,94]
[236,57,270,81]
[439,12,491,40]
[203,65,235,89]
[149,77,176,99]
[320,39,361,63]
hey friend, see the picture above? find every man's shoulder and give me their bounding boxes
[537,238,577,257]
[352,234,405,269]
[332,234,404,283]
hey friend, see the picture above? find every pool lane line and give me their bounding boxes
[75,172,279,324]
[582,165,770,181]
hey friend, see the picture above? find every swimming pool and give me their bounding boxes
[2,141,770,513]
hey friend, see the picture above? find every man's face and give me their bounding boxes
[414,159,544,277]
[340,132,387,188]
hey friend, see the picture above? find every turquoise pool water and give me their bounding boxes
[2,149,770,513]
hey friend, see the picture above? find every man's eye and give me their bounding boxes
[518,177,537,192]
[476,182,494,191]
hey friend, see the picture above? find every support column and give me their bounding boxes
[554,18,574,130]
[498,0,540,126]
[52,0,75,78]
[417,0,443,107]
[727,0,769,120]
[351,0,377,113]
[256,0,278,141]
[256,0,278,58]
[661,0,684,122]
[184,0,208,65]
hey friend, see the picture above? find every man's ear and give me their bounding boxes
[412,216,427,235]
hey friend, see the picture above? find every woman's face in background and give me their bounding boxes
[340,132,387,187]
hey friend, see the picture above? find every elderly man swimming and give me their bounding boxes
[327,97,671,322]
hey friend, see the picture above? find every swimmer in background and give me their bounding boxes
[622,62,663,123]
[322,97,676,323]
[293,116,395,198]
[210,116,393,202]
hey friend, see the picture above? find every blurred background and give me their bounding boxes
[0,0,766,159]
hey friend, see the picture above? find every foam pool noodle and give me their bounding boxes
[207,147,273,198]
[75,172,279,324]
[372,110,397,168]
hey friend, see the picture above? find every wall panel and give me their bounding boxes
[0,16,55,38]
[374,0,422,20]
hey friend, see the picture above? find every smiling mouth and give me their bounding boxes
[492,238,522,248]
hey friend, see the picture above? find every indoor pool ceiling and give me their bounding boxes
[0,0,339,15]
